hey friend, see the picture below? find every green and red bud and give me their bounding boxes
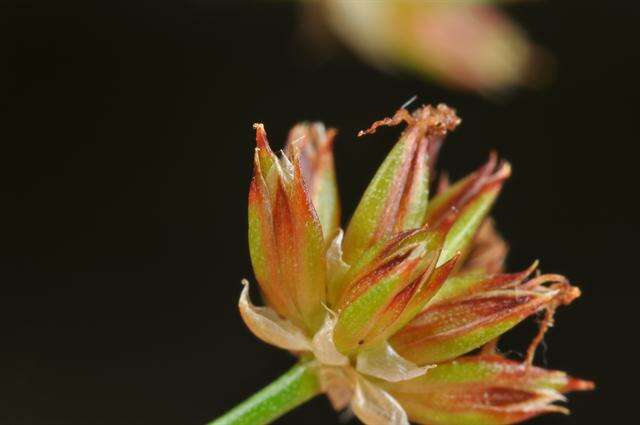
[332,227,446,354]
[381,354,594,425]
[285,122,340,239]
[248,124,327,334]
[342,105,460,264]
[390,270,580,365]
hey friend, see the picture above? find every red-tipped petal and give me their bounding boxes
[248,150,299,321]
[249,120,330,334]
[425,153,507,229]
[343,105,460,264]
[286,123,340,238]
[392,290,553,365]
[461,218,509,274]
[382,354,593,425]
[272,159,327,333]
[438,161,511,266]
[428,262,538,307]
[253,123,277,175]
[392,271,578,365]
[333,246,428,354]
[331,228,429,307]
[388,253,460,335]
[362,228,453,345]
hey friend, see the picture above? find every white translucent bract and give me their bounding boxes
[238,281,311,352]
[312,311,349,366]
[356,341,434,382]
[352,376,410,425]
[239,280,424,425]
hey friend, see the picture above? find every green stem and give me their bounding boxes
[206,361,320,425]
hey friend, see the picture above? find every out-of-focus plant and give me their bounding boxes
[304,0,545,92]
[206,104,592,425]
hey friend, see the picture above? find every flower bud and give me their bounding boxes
[381,354,594,425]
[342,105,460,264]
[391,270,579,365]
[333,228,441,354]
[248,124,327,333]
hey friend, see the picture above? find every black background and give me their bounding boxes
[2,1,638,424]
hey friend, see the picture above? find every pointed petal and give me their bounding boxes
[382,355,593,425]
[358,229,447,346]
[394,386,567,425]
[291,156,328,328]
[382,254,459,340]
[333,230,438,353]
[391,288,559,365]
[238,281,311,352]
[333,251,424,354]
[343,106,460,264]
[461,218,509,274]
[394,133,430,232]
[424,172,480,229]
[286,123,341,238]
[360,272,426,347]
[248,150,298,320]
[438,162,511,266]
[383,355,592,394]
[253,123,277,174]
[352,376,410,425]
[356,341,434,383]
[428,263,537,307]
[425,154,505,228]
[248,123,329,331]
[272,158,327,333]
[331,228,429,308]
[343,121,419,264]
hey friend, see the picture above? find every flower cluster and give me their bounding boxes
[242,104,593,425]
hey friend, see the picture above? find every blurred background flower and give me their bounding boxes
[303,0,546,93]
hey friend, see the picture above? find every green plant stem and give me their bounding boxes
[206,361,320,425]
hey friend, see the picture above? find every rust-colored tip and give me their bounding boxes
[357,103,461,138]
[253,123,272,152]
[566,377,596,392]
[413,103,461,135]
